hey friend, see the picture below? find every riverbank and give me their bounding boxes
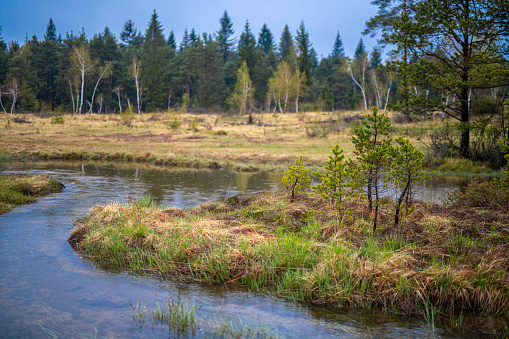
[0,174,64,214]
[70,191,509,335]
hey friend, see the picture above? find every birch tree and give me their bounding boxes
[347,53,368,110]
[130,56,142,114]
[0,83,6,113]
[230,61,254,120]
[88,63,111,113]
[8,78,18,114]
[71,45,92,114]
[113,86,122,113]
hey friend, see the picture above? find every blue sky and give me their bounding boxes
[0,0,380,59]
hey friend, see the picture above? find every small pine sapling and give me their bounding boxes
[390,137,425,225]
[282,156,312,202]
[351,106,392,232]
[313,145,350,217]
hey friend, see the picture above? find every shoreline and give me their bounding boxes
[0,173,65,214]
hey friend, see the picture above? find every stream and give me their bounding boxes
[0,161,488,338]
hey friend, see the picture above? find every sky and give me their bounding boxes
[0,0,380,59]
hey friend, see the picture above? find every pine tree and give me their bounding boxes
[363,0,417,121]
[388,0,509,157]
[216,10,236,63]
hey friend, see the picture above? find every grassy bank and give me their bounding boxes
[69,192,509,335]
[0,174,64,214]
[1,111,491,174]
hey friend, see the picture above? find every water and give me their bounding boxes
[0,162,487,338]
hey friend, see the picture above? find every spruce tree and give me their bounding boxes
[258,23,274,54]
[0,26,8,89]
[354,38,366,59]
[142,10,166,112]
[37,19,59,108]
[332,31,345,58]
[216,10,236,63]
[120,20,139,46]
[189,28,198,46]
[279,25,295,63]
[167,31,177,51]
[295,20,315,86]
[238,20,257,75]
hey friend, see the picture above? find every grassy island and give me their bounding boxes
[69,191,509,335]
[0,174,64,214]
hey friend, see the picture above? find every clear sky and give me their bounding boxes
[0,0,379,59]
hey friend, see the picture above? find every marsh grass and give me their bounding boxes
[0,173,64,214]
[70,191,509,335]
[1,111,477,173]
[129,295,280,338]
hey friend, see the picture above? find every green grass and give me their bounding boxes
[0,174,64,214]
[69,191,509,335]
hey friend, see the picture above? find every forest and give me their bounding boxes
[0,0,508,162]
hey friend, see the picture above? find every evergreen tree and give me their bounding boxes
[0,26,8,89]
[295,20,315,86]
[238,20,257,75]
[332,31,345,58]
[189,28,198,46]
[44,18,57,41]
[256,24,277,108]
[167,31,177,51]
[120,20,141,46]
[364,0,417,120]
[370,47,382,69]
[388,0,509,157]
[216,10,236,63]
[279,25,295,62]
[37,18,59,108]
[354,38,366,59]
[142,10,167,111]
[180,29,189,52]
[258,23,274,54]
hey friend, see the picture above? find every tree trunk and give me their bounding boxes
[460,86,470,158]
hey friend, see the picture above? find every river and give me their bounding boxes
[0,161,486,338]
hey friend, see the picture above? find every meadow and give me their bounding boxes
[1,110,480,173]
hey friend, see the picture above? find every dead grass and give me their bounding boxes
[69,190,509,334]
[0,174,64,214]
[0,111,434,171]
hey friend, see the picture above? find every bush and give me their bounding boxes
[444,178,509,208]
[51,112,65,125]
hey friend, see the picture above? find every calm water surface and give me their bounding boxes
[0,162,487,338]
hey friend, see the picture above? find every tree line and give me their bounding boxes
[0,10,392,115]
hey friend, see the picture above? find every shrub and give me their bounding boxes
[282,156,311,202]
[51,112,65,125]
